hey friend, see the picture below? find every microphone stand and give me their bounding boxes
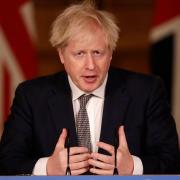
[113,127,119,175]
[65,129,71,175]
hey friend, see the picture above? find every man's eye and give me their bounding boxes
[76,51,84,56]
[94,51,100,55]
[93,50,104,57]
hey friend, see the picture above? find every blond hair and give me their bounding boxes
[49,0,120,51]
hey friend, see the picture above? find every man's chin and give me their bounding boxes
[78,80,103,93]
[80,85,99,93]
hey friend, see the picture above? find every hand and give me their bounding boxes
[88,126,134,175]
[88,142,115,175]
[47,128,91,175]
[116,126,134,175]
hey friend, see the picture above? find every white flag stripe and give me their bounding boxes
[0,28,25,83]
[150,16,180,42]
[172,26,180,138]
[20,1,36,42]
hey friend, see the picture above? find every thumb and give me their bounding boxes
[55,128,67,150]
[118,126,128,149]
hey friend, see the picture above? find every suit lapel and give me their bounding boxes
[47,69,130,150]
[48,72,78,147]
[99,69,130,149]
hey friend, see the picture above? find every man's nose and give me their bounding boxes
[86,54,95,70]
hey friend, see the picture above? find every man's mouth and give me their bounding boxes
[82,75,97,83]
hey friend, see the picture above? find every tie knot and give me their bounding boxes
[78,94,92,109]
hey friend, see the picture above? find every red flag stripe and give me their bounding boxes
[153,0,180,27]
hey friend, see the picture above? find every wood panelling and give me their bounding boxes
[33,0,154,76]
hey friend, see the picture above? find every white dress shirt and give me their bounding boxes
[69,75,106,153]
[33,75,143,175]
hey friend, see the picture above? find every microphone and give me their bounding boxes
[113,126,119,175]
[65,129,71,175]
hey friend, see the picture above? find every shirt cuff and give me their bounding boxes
[132,155,143,175]
[32,157,49,175]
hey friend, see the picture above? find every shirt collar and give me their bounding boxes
[68,74,108,101]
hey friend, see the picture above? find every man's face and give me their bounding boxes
[58,24,112,93]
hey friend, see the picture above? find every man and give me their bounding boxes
[0,0,179,175]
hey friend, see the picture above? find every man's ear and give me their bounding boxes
[109,51,112,62]
[58,48,64,64]
[110,54,112,61]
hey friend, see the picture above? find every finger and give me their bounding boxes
[70,160,89,170]
[118,126,128,149]
[70,153,90,163]
[90,167,113,175]
[69,147,89,156]
[96,142,114,155]
[71,167,89,175]
[56,128,67,149]
[90,152,113,164]
[88,158,114,170]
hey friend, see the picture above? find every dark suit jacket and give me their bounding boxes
[0,68,179,175]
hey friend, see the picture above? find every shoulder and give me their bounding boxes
[109,67,162,85]
[15,71,67,96]
[108,67,164,95]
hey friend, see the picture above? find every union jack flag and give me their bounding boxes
[0,0,37,137]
